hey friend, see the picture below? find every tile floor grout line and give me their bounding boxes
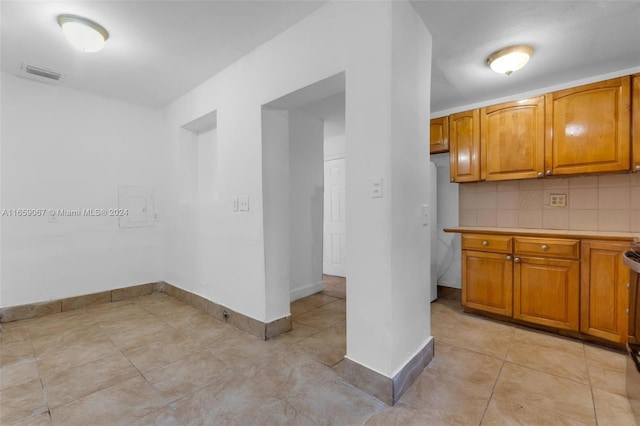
[583,342,601,425]
[33,329,53,423]
[498,358,592,387]
[479,329,515,424]
[477,349,508,426]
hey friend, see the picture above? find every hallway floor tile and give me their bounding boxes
[0,279,635,425]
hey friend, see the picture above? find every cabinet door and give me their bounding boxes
[514,256,579,331]
[430,116,449,154]
[449,110,480,183]
[462,250,513,316]
[580,240,629,343]
[545,76,631,176]
[633,74,640,173]
[481,96,545,181]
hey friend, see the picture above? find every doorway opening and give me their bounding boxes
[261,72,346,368]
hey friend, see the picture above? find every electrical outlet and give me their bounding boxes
[550,193,567,208]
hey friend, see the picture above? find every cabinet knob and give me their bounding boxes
[537,172,543,178]
[546,170,553,176]
[628,283,631,289]
[482,240,489,247]
[450,177,455,183]
[627,308,630,315]
[541,245,549,251]
[506,255,512,261]
[514,257,521,263]
[636,165,640,172]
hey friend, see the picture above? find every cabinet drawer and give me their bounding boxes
[514,237,579,259]
[462,234,512,254]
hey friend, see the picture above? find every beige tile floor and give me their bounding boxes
[0,277,636,425]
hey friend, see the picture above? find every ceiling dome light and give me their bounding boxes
[487,45,533,76]
[57,14,109,53]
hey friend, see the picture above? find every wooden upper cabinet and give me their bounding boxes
[544,76,631,176]
[481,96,545,181]
[633,74,640,173]
[449,109,480,183]
[430,116,449,154]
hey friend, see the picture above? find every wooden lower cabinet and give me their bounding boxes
[633,73,640,173]
[513,256,580,331]
[457,231,632,344]
[580,240,629,343]
[462,250,513,316]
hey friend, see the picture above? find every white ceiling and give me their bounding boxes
[414,1,640,113]
[0,0,328,108]
[2,1,639,112]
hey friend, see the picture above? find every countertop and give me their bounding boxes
[444,226,640,242]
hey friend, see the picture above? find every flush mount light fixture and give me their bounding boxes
[487,45,533,76]
[57,14,109,53]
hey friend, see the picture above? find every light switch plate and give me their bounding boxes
[370,177,383,198]
[422,204,429,226]
[239,195,250,211]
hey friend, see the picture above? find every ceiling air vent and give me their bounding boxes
[19,63,63,85]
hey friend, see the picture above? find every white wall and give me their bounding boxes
[324,134,346,160]
[262,108,324,310]
[0,72,165,307]
[387,0,432,371]
[262,109,291,319]
[164,0,432,377]
[289,109,324,300]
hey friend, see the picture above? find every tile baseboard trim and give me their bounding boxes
[159,282,292,340]
[290,280,325,302]
[0,283,156,323]
[0,280,293,340]
[342,337,434,405]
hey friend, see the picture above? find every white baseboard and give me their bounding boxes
[290,281,325,302]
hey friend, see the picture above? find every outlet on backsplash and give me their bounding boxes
[550,193,567,208]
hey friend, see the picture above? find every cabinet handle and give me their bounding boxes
[546,170,553,176]
[537,172,543,178]
[541,245,549,251]
[514,257,521,263]
[506,255,512,261]
[482,240,489,247]
[450,177,455,183]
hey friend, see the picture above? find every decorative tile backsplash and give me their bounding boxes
[459,173,640,232]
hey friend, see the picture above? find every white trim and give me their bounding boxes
[290,280,325,302]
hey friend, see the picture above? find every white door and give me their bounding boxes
[323,158,346,277]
